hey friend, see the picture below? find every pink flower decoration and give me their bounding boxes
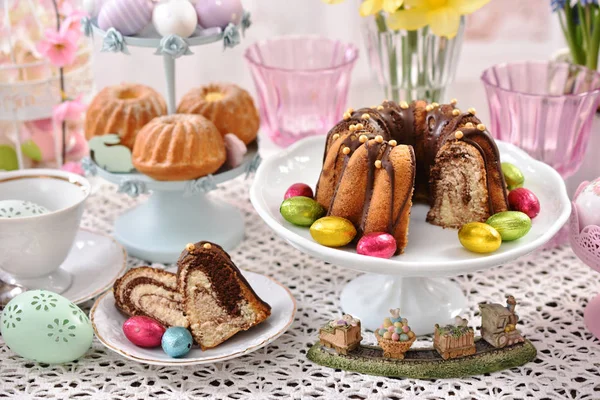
[62,4,88,42]
[53,95,86,122]
[36,24,78,67]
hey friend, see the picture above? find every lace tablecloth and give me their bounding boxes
[1,177,599,399]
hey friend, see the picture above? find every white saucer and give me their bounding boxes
[90,270,296,366]
[4,229,127,304]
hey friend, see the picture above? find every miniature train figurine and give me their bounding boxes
[479,295,525,348]
[319,315,362,355]
[434,316,477,360]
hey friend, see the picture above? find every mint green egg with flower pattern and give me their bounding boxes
[0,290,93,364]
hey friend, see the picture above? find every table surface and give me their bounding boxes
[1,177,599,400]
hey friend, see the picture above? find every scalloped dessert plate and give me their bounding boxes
[90,270,296,366]
[250,136,571,277]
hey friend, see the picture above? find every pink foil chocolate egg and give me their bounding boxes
[123,316,166,348]
[195,0,243,29]
[508,188,540,219]
[284,183,314,200]
[98,0,153,36]
[356,232,397,259]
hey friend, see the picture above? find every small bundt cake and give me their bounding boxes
[85,83,167,149]
[177,83,259,145]
[132,114,226,181]
[316,100,508,253]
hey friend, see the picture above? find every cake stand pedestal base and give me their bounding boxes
[340,274,467,335]
[114,190,245,264]
[584,294,600,341]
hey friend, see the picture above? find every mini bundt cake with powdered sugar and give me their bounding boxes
[316,100,509,254]
[85,83,167,149]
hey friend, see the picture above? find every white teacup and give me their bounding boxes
[0,169,90,293]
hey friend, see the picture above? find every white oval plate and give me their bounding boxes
[90,270,296,366]
[250,136,571,277]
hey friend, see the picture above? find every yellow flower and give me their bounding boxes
[321,0,404,15]
[388,0,490,38]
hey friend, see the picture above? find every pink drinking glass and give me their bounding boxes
[244,36,359,147]
[481,61,600,178]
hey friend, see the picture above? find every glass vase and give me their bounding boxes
[362,15,465,103]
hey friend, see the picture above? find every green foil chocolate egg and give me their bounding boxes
[501,162,525,190]
[458,222,502,253]
[280,196,325,227]
[486,211,531,241]
[310,216,357,247]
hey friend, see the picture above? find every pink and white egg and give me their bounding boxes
[574,178,600,230]
[93,0,245,38]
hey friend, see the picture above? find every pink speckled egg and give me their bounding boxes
[387,326,395,333]
[123,316,166,348]
[98,0,153,36]
[402,325,410,333]
[391,333,399,341]
[195,0,243,29]
[356,232,397,259]
[284,183,314,200]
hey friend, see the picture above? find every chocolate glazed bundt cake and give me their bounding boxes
[315,100,509,254]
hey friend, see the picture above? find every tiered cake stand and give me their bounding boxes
[250,136,571,334]
[83,16,257,263]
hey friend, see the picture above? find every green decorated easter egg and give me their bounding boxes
[486,211,531,241]
[0,290,93,364]
[280,196,325,226]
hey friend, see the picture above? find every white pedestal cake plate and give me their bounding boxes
[250,136,571,334]
[92,144,259,264]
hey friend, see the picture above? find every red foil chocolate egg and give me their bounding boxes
[123,316,166,348]
[284,183,314,200]
[508,188,540,219]
[356,232,397,259]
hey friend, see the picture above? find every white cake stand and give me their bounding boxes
[90,144,259,264]
[250,136,571,334]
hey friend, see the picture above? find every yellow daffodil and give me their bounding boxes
[321,0,404,16]
[388,0,490,38]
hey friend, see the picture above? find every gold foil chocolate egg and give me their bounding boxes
[310,216,357,247]
[280,196,325,227]
[486,211,531,241]
[501,162,525,190]
[458,222,502,253]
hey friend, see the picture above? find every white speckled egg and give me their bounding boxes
[0,200,49,218]
[98,0,154,36]
[153,0,198,38]
[0,290,93,364]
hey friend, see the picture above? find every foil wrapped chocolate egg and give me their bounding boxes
[123,316,166,348]
[161,327,193,358]
[356,232,396,259]
[310,216,357,247]
[458,222,502,253]
[502,162,525,190]
[280,196,325,227]
[508,188,540,219]
[486,211,531,241]
[284,183,314,200]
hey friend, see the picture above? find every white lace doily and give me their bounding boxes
[1,177,599,399]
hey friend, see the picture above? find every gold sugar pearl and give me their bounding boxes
[400,101,409,109]
[342,147,351,155]
[186,243,195,252]
[349,125,357,132]
[362,113,371,120]
[203,243,212,249]
[359,135,368,143]
[426,105,434,112]
[468,107,476,115]
[343,112,351,120]
[455,131,464,139]
[375,160,382,169]
[377,105,384,111]
[452,109,461,116]
[431,102,439,108]
[332,133,340,140]
[346,107,354,114]
[375,135,384,143]
[465,122,474,128]
[450,98,458,105]
[477,123,486,131]
[355,123,364,130]
[389,140,398,147]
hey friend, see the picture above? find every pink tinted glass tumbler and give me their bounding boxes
[245,36,359,147]
[481,61,600,178]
